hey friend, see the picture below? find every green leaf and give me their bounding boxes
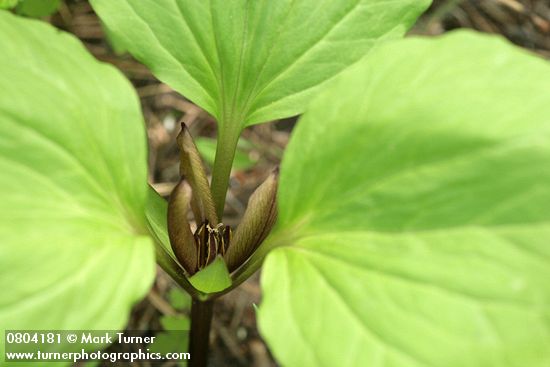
[168,288,191,310]
[102,21,128,56]
[150,315,189,358]
[259,31,550,367]
[16,0,61,17]
[89,0,430,130]
[161,315,190,331]
[0,9,154,356]
[149,332,188,357]
[146,186,173,257]
[0,0,18,10]
[188,257,231,293]
[195,137,256,171]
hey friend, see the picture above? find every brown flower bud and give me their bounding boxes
[168,122,278,278]
[167,180,198,275]
[176,122,217,225]
[223,169,278,272]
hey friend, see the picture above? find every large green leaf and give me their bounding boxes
[89,0,430,130]
[259,31,550,367]
[0,10,154,358]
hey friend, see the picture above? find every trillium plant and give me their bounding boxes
[1,1,550,366]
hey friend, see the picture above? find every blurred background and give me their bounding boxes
[9,0,549,365]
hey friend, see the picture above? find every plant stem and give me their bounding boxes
[210,123,240,219]
[188,299,214,367]
[186,123,240,365]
